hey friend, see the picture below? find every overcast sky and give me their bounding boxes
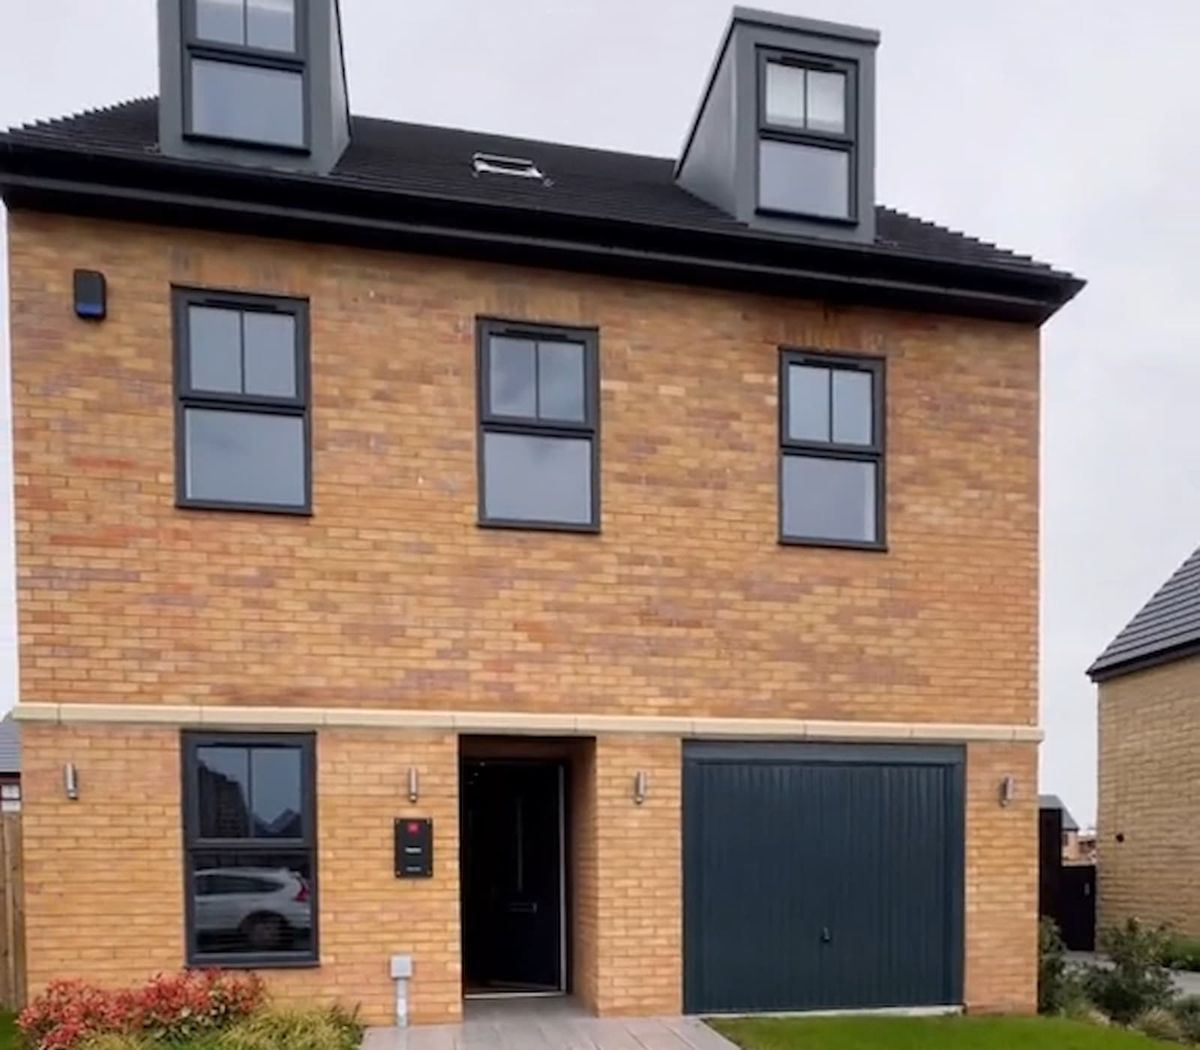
[3,0,1199,825]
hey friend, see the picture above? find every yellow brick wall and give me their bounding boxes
[964,741,1039,1014]
[1097,658,1200,937]
[8,212,1039,729]
[22,723,462,1026]
[590,736,682,1016]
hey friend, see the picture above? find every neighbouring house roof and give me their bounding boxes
[1088,544,1200,681]
[1039,794,1079,832]
[0,99,1083,324]
[0,715,21,776]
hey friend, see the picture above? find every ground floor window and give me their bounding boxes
[181,731,317,965]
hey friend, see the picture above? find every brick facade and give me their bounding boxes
[1097,658,1200,938]
[8,209,1043,1021]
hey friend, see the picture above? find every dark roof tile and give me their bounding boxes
[1,98,1076,280]
[1089,544,1200,679]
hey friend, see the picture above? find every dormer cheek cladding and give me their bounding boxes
[676,8,880,245]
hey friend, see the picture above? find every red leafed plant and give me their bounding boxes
[19,971,266,1050]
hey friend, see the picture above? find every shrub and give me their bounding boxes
[78,1035,156,1050]
[217,1006,362,1050]
[1172,996,1200,1044]
[1039,918,1088,1015]
[135,971,264,1043]
[1083,919,1178,1024]
[19,971,266,1050]
[1132,1007,1186,1043]
[1164,936,1200,974]
[18,981,138,1050]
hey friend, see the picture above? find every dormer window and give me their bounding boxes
[184,0,307,150]
[757,51,856,221]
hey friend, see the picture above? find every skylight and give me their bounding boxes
[472,152,545,181]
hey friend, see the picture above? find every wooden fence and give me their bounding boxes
[0,813,25,1010]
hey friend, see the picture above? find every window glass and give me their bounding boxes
[765,62,806,128]
[759,140,850,218]
[782,456,876,543]
[196,0,244,45]
[483,432,592,525]
[184,409,305,507]
[247,0,295,52]
[537,342,586,422]
[197,0,295,52]
[189,306,243,394]
[197,746,250,838]
[189,852,313,956]
[806,70,847,134]
[489,337,537,417]
[250,747,303,838]
[243,313,296,398]
[787,365,830,443]
[191,59,304,148]
[831,369,872,445]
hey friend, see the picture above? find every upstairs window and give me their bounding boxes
[477,319,600,532]
[780,350,884,548]
[174,289,311,514]
[185,0,306,150]
[758,51,856,221]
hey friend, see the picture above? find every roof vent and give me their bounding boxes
[472,152,545,181]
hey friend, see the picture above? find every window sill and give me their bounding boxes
[755,205,858,227]
[478,518,601,535]
[779,535,888,552]
[187,955,319,970]
[181,130,312,157]
[177,498,313,517]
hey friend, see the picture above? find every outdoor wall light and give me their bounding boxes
[407,767,420,804]
[63,762,80,801]
[633,770,649,805]
[999,775,1016,808]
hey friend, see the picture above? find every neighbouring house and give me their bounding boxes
[1089,546,1200,939]
[0,716,20,813]
[0,1,1082,1027]
[1040,794,1089,864]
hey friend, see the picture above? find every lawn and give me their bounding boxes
[710,1016,1175,1049]
[0,1013,15,1050]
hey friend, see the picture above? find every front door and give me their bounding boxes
[461,760,564,994]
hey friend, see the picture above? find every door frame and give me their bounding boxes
[460,757,569,999]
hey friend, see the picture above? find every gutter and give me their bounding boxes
[0,143,1084,324]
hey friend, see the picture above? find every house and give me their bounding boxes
[1039,794,1089,864]
[0,0,1082,1027]
[1088,546,1200,939]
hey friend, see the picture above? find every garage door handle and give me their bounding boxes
[820,927,832,944]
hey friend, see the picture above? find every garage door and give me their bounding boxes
[683,742,965,1014]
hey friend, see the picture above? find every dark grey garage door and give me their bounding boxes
[683,742,964,1014]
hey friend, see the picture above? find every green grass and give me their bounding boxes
[710,1015,1178,1049]
[0,1012,16,1050]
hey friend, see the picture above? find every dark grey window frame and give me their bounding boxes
[756,48,859,224]
[476,318,601,534]
[181,0,311,153]
[779,348,885,550]
[181,730,318,969]
[173,287,312,515]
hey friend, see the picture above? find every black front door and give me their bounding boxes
[461,760,563,994]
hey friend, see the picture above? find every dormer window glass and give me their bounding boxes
[197,0,296,52]
[758,51,856,221]
[184,0,307,151]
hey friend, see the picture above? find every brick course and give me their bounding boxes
[8,209,1042,1019]
[1097,658,1200,938]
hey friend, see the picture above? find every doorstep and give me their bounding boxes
[362,997,737,1050]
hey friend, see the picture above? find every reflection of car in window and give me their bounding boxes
[193,867,311,952]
